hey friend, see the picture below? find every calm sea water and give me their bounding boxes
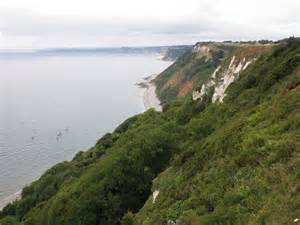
[0,53,171,201]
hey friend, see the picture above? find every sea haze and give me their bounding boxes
[0,51,171,202]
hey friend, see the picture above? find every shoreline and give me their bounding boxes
[0,75,162,211]
[0,74,163,212]
[0,190,21,210]
[138,74,162,112]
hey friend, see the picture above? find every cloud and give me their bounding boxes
[0,0,299,48]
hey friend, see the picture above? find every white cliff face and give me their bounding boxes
[152,189,160,204]
[192,66,220,101]
[192,56,254,103]
[212,56,253,102]
[211,65,221,79]
[243,60,252,70]
[192,84,206,101]
[192,44,213,62]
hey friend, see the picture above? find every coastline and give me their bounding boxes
[138,74,162,112]
[0,190,21,210]
[0,75,162,212]
[0,74,163,212]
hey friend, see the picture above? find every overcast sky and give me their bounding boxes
[0,0,299,48]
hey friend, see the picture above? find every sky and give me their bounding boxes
[0,0,299,49]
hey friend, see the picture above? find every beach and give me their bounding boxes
[0,190,21,210]
[140,75,162,112]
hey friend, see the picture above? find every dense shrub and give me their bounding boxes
[1,38,299,225]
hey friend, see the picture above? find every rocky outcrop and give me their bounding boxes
[154,42,234,103]
[192,43,213,62]
[211,56,253,102]
[192,44,272,103]
[152,189,160,204]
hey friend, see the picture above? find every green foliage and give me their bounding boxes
[134,38,300,225]
[121,212,135,225]
[1,38,299,225]
[0,216,19,225]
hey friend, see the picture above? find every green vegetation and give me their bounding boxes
[0,38,299,225]
[134,38,300,225]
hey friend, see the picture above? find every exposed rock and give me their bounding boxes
[192,44,213,62]
[211,56,253,102]
[152,189,160,203]
[193,56,251,102]
[167,219,183,225]
[192,44,272,103]
[211,65,221,79]
[192,66,220,101]
[192,54,251,103]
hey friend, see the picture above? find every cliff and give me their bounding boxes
[192,44,272,103]
[161,46,193,61]
[154,42,273,105]
[0,38,299,225]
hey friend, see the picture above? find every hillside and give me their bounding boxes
[0,38,299,225]
[154,42,272,104]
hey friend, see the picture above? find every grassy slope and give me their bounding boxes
[134,39,300,225]
[0,38,299,225]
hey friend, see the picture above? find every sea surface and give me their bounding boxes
[0,52,171,203]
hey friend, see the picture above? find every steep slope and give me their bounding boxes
[134,38,300,225]
[0,112,183,225]
[192,44,272,103]
[155,42,272,104]
[154,42,233,104]
[0,38,299,225]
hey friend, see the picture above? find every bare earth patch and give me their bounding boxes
[161,72,183,91]
[178,80,194,97]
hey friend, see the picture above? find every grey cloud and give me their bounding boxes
[0,4,299,48]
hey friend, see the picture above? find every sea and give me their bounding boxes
[0,50,171,206]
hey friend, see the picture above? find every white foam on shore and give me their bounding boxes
[0,190,21,210]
